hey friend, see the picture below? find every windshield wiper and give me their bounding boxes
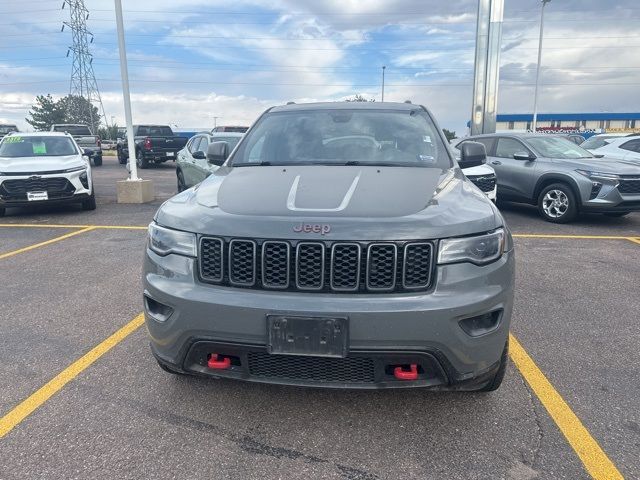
[232,161,273,167]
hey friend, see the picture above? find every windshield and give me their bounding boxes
[213,136,242,151]
[52,125,92,136]
[580,136,618,150]
[137,126,173,136]
[0,136,78,157]
[527,137,594,159]
[231,109,452,168]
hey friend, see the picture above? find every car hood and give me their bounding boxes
[156,165,503,240]
[549,157,640,173]
[0,155,86,173]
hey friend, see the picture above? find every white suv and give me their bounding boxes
[0,132,96,216]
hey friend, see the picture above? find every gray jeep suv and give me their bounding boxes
[143,102,515,391]
[460,133,640,222]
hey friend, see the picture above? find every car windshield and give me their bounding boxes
[52,125,92,136]
[580,136,620,150]
[213,136,242,151]
[231,108,452,168]
[137,126,173,136]
[0,136,78,157]
[526,137,594,159]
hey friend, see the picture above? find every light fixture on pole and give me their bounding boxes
[381,66,386,102]
[532,0,551,133]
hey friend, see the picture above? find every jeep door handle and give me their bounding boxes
[491,160,502,165]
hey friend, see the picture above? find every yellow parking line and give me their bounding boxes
[0,313,144,439]
[627,237,640,246]
[513,234,633,240]
[0,224,147,230]
[509,333,623,480]
[0,226,96,260]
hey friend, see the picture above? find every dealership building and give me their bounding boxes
[495,113,640,136]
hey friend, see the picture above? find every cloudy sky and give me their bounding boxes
[1,0,638,134]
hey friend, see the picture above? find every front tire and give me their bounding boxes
[81,191,97,211]
[136,149,149,169]
[537,183,578,223]
[477,340,508,392]
[117,148,127,165]
[177,170,187,193]
[93,155,103,167]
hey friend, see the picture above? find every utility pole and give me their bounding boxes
[62,0,107,134]
[532,0,551,133]
[381,66,386,102]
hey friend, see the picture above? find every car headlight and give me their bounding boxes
[148,223,196,257]
[575,170,619,181]
[438,228,510,266]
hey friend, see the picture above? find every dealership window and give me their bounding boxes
[581,121,587,127]
[606,120,611,128]
[526,121,531,130]
[599,120,605,128]
[508,121,514,129]
[632,120,637,128]
[575,121,580,128]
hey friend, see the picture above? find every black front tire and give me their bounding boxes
[81,191,97,211]
[136,150,149,169]
[537,183,578,223]
[93,155,103,167]
[478,340,509,392]
[117,148,127,165]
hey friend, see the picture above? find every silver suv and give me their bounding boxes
[143,102,515,391]
[460,133,640,222]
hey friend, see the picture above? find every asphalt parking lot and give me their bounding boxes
[1,155,638,479]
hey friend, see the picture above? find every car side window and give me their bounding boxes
[495,138,530,159]
[188,136,202,153]
[620,140,640,153]
[198,136,209,153]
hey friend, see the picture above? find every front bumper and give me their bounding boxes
[577,176,640,212]
[144,249,515,389]
[0,170,92,208]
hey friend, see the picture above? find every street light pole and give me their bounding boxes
[532,0,551,133]
[381,66,386,102]
[114,0,138,181]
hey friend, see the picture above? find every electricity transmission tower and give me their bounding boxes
[62,0,107,133]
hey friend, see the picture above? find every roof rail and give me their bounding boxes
[404,100,412,104]
[286,101,296,105]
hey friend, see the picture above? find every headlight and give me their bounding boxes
[64,166,88,173]
[438,229,508,266]
[575,170,619,181]
[148,223,196,257]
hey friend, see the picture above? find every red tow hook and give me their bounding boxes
[394,364,419,381]
[207,354,231,370]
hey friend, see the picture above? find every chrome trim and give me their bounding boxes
[261,240,290,289]
[228,239,257,286]
[330,243,361,291]
[402,242,434,289]
[198,237,224,283]
[295,242,325,290]
[366,243,397,291]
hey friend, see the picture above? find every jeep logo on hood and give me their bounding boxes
[293,223,331,235]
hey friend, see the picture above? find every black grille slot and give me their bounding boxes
[262,241,290,289]
[296,243,324,290]
[200,238,223,282]
[367,244,397,290]
[247,352,375,383]
[403,243,433,289]
[229,240,256,286]
[331,244,361,291]
[0,177,75,201]
[618,177,640,194]
[467,174,496,193]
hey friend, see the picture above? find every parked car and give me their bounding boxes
[458,133,640,222]
[176,132,243,191]
[212,126,248,133]
[563,133,585,145]
[580,133,631,152]
[583,136,640,165]
[117,125,188,169]
[451,141,497,201]
[144,102,515,392]
[0,124,19,140]
[50,124,102,166]
[0,132,96,216]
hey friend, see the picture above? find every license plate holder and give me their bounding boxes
[267,315,348,358]
[27,191,48,201]
[165,152,174,157]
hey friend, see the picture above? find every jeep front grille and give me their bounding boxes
[199,237,434,293]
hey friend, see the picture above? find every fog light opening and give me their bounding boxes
[144,294,174,322]
[458,310,502,337]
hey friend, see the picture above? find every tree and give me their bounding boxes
[443,129,456,142]
[59,95,101,133]
[25,94,66,131]
[98,123,119,140]
[345,94,375,102]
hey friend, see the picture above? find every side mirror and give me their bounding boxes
[458,141,487,168]
[192,150,206,160]
[207,141,229,166]
[513,152,535,161]
[594,154,605,158]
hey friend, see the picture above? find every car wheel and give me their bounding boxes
[93,155,102,167]
[177,170,186,192]
[477,340,508,392]
[81,191,97,211]
[136,149,149,169]
[537,183,577,223]
[157,359,185,375]
[604,212,630,218]
[117,148,126,165]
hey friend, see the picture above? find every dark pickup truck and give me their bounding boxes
[117,125,188,169]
